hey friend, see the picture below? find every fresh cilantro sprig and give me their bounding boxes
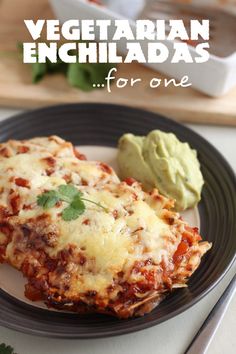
[0,343,17,354]
[37,184,108,221]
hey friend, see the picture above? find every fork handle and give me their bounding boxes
[184,273,236,354]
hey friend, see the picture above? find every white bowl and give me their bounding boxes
[50,0,236,96]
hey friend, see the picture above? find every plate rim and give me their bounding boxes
[1,101,236,176]
[0,102,235,339]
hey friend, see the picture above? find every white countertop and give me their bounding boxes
[0,108,235,354]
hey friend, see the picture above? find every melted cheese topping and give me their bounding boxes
[0,140,118,211]
[44,186,179,296]
[0,136,211,314]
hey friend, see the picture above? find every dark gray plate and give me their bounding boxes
[0,103,235,338]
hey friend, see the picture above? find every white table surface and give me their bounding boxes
[0,108,235,354]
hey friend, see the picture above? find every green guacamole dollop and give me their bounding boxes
[117,130,204,211]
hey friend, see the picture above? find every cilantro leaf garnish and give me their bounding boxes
[62,205,85,221]
[37,184,107,221]
[37,190,60,209]
[70,195,86,210]
[0,343,17,354]
[58,184,81,201]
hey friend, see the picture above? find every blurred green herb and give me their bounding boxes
[0,343,17,354]
[67,62,114,91]
[32,59,67,84]
[32,62,47,84]
[18,43,114,91]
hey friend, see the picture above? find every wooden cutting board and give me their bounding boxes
[0,0,236,125]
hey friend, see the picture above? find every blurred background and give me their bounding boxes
[0,0,236,125]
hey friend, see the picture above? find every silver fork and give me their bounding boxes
[184,273,236,354]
